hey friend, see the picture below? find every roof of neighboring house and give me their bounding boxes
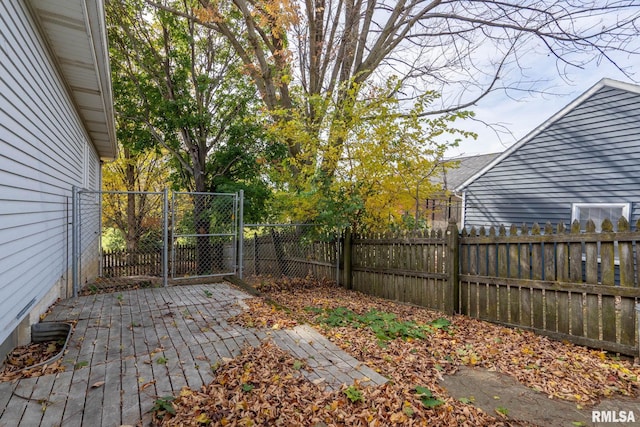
[455,78,640,192]
[25,0,117,160]
[439,153,501,191]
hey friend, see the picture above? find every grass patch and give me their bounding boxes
[308,306,450,342]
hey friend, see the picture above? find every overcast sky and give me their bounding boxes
[445,52,640,158]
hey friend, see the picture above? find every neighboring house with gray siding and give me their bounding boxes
[456,78,640,232]
[426,153,500,230]
[0,0,116,360]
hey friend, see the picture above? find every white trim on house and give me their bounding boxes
[454,78,640,193]
[460,190,467,230]
[24,0,117,160]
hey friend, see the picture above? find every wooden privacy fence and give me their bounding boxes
[342,218,640,356]
[459,218,640,356]
[102,245,203,277]
[346,222,459,314]
[102,249,163,277]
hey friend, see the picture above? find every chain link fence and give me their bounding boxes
[242,224,341,284]
[74,189,342,293]
[171,192,238,279]
[74,190,240,294]
[77,190,166,293]
[76,190,102,291]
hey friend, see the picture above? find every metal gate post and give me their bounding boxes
[163,188,169,287]
[238,190,244,279]
[71,186,79,298]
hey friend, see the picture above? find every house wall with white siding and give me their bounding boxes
[0,1,102,357]
[459,80,640,231]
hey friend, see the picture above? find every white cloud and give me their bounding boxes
[448,51,640,157]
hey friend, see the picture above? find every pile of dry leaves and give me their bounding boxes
[248,278,640,405]
[157,341,501,427]
[0,341,66,381]
[158,277,639,426]
[229,298,298,330]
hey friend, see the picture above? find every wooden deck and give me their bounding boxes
[0,283,386,427]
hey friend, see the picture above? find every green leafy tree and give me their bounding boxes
[270,79,475,232]
[107,0,277,272]
[146,0,639,195]
[102,145,169,252]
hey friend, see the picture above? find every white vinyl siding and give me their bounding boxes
[0,1,99,345]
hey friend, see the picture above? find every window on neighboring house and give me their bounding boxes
[571,203,630,264]
[571,203,631,232]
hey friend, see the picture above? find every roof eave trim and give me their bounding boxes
[454,78,638,192]
[84,0,117,160]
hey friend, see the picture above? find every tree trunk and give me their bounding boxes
[125,154,139,268]
[193,176,213,275]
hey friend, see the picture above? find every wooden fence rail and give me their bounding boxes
[343,218,640,356]
[349,221,459,314]
[103,218,640,356]
[102,249,163,277]
[458,218,640,355]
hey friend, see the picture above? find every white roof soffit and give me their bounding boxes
[26,0,117,160]
[454,78,640,192]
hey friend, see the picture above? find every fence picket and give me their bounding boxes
[569,220,583,282]
[618,218,634,287]
[600,219,615,286]
[508,225,520,324]
[556,223,570,335]
[636,219,640,287]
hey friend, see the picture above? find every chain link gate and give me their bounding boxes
[171,192,240,279]
[72,188,242,294]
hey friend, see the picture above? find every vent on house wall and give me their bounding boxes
[16,298,36,320]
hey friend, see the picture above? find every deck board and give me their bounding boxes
[18,374,56,427]
[2,377,37,426]
[40,370,73,427]
[101,359,123,427]
[1,283,387,426]
[120,357,142,426]
[59,367,89,427]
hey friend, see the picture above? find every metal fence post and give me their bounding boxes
[72,186,79,298]
[163,188,169,287]
[238,190,244,279]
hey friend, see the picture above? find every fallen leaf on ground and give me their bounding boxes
[154,276,640,426]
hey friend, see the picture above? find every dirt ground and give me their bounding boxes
[441,366,640,426]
